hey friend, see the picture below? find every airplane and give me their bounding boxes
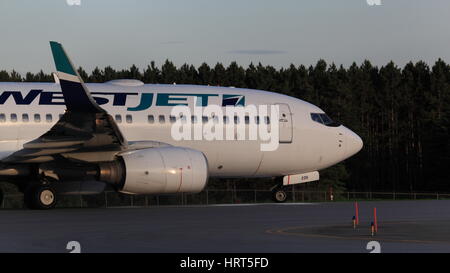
[0,42,363,209]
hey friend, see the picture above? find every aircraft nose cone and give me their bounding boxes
[346,129,363,156]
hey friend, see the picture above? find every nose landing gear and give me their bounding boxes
[272,187,288,203]
[270,176,289,203]
[271,177,288,203]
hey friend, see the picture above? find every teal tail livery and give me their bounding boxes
[0,42,362,209]
[50,41,104,113]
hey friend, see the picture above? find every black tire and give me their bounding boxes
[24,185,57,210]
[272,188,287,203]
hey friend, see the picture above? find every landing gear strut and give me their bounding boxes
[24,184,57,210]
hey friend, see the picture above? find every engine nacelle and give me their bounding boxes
[113,147,209,195]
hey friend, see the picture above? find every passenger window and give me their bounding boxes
[115,115,122,123]
[11,114,18,123]
[180,115,187,124]
[147,115,154,124]
[126,115,133,124]
[202,116,209,123]
[46,114,52,123]
[245,116,250,124]
[22,114,29,123]
[264,116,271,124]
[170,116,176,123]
[255,116,260,124]
[0,114,5,123]
[234,116,239,124]
[159,115,165,124]
[34,114,41,123]
[223,116,229,124]
[191,116,197,124]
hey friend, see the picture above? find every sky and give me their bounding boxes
[0,0,449,74]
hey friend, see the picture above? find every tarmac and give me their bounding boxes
[0,200,450,253]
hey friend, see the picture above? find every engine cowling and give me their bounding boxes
[101,147,209,194]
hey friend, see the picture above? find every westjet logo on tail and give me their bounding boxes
[0,90,246,111]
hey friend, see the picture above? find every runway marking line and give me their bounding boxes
[266,221,450,245]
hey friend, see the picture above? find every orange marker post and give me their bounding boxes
[355,202,359,225]
[374,207,378,233]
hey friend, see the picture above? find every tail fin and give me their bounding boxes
[50,41,104,113]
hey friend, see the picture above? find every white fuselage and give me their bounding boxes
[0,82,362,178]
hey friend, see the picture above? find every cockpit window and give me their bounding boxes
[311,113,341,127]
[311,113,322,124]
[320,114,333,125]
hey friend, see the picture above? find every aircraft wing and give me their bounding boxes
[1,42,127,164]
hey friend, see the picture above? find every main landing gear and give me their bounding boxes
[24,184,57,210]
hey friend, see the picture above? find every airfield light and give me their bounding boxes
[355,202,359,225]
[373,207,378,233]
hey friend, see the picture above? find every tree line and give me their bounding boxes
[0,59,449,193]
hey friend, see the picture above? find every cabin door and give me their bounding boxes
[276,103,293,143]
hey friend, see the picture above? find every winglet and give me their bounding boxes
[50,41,104,113]
[50,41,78,76]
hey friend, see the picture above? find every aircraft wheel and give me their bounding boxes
[272,187,287,203]
[24,184,57,210]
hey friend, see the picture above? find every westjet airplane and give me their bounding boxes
[0,42,362,209]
